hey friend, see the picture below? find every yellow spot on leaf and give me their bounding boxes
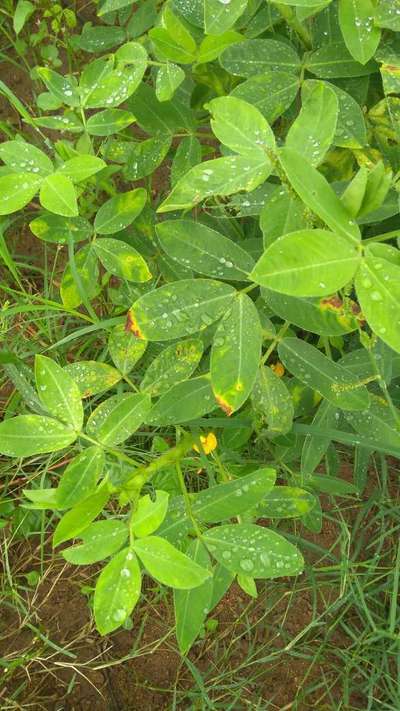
[216,394,233,416]
[125,309,144,339]
[271,362,285,377]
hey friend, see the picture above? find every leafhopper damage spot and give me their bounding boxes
[216,394,233,416]
[125,310,144,339]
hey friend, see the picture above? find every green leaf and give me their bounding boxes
[65,360,121,397]
[258,487,316,518]
[78,26,126,53]
[158,155,271,213]
[124,135,172,181]
[193,467,276,522]
[58,155,105,183]
[0,140,53,176]
[94,189,147,235]
[37,67,80,107]
[140,338,203,396]
[263,290,359,336]
[220,39,300,77]
[174,540,213,655]
[251,229,361,296]
[326,83,367,149]
[198,31,244,64]
[260,186,308,248]
[126,83,195,135]
[39,174,78,217]
[30,214,92,244]
[108,323,147,375]
[86,393,151,446]
[344,396,400,450]
[156,63,185,102]
[301,400,340,475]
[237,573,257,598]
[13,0,34,35]
[98,0,133,15]
[156,219,255,281]
[62,520,128,564]
[94,547,141,634]
[210,294,262,415]
[286,82,338,166]
[204,0,247,35]
[131,491,169,537]
[375,0,400,30]
[0,173,41,215]
[252,366,294,435]
[53,486,109,546]
[80,48,147,108]
[0,415,76,457]
[60,245,100,309]
[56,446,105,509]
[146,376,215,425]
[206,96,275,158]
[149,28,196,63]
[306,42,378,78]
[279,147,361,244]
[35,354,83,431]
[133,536,211,589]
[33,113,84,133]
[338,0,381,65]
[127,279,236,341]
[231,71,299,123]
[171,136,202,187]
[86,109,135,136]
[203,523,304,578]
[93,238,151,282]
[355,253,400,353]
[278,337,370,411]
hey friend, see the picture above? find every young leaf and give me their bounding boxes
[65,360,121,397]
[58,155,106,183]
[146,376,215,425]
[220,39,300,77]
[0,173,41,215]
[279,147,361,244]
[56,446,105,509]
[355,252,400,353]
[174,540,213,655]
[206,96,275,158]
[37,67,80,107]
[278,337,370,411]
[94,547,141,634]
[203,524,304,578]
[0,140,53,176]
[127,279,236,341]
[156,220,255,281]
[252,366,294,435]
[338,0,381,65]
[131,490,169,538]
[39,174,78,217]
[133,536,211,589]
[86,393,151,446]
[140,338,203,396]
[0,415,76,457]
[94,189,147,235]
[86,108,136,136]
[35,354,83,431]
[62,519,128,564]
[258,487,316,519]
[286,82,338,166]
[108,324,147,375]
[53,487,109,546]
[93,238,151,282]
[210,294,262,415]
[250,229,361,297]
[157,155,271,213]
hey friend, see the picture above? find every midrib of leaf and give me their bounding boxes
[101,396,147,443]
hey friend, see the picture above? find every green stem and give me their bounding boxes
[261,320,290,365]
[124,433,195,491]
[175,461,203,538]
[275,4,312,49]
[363,229,400,245]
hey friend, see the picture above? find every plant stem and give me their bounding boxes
[275,4,312,49]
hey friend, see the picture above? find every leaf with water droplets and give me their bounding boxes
[39,174,78,217]
[174,540,213,655]
[263,290,360,336]
[355,252,400,353]
[344,395,400,450]
[108,323,147,375]
[64,360,121,397]
[94,237,151,282]
[206,95,275,158]
[35,355,83,431]
[56,446,105,510]
[278,337,370,411]
[86,108,136,136]
[37,66,80,107]
[62,520,128,565]
[86,393,151,445]
[211,294,262,415]
[203,523,304,578]
[0,415,77,457]
[131,491,169,538]
[193,467,276,522]
[252,366,294,435]
[133,536,211,589]
[0,173,42,215]
[140,338,203,396]
[53,487,109,546]
[157,219,255,281]
[306,41,378,78]
[220,39,300,77]
[127,279,236,341]
[146,376,215,425]
[94,547,141,634]
[338,0,381,65]
[156,63,185,102]
[286,82,338,166]
[30,214,92,245]
[94,189,147,235]
[0,140,53,176]
[158,154,271,213]
[258,487,316,519]
[204,0,247,35]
